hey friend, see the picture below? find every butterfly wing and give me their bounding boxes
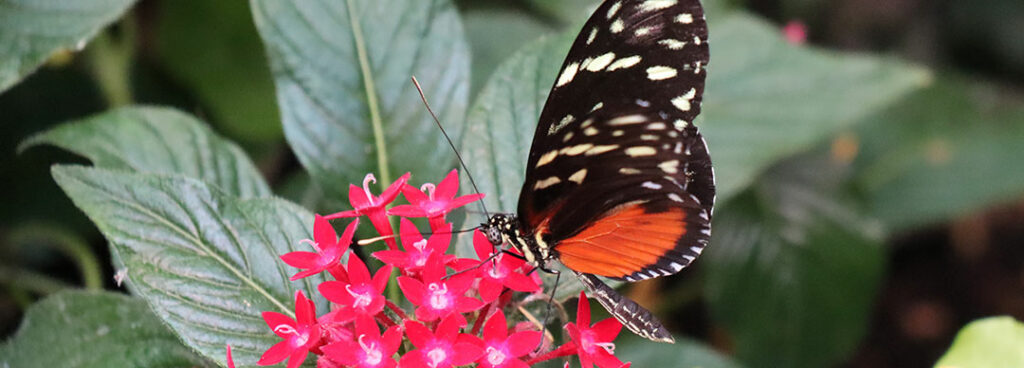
[520,0,712,282]
[518,0,714,281]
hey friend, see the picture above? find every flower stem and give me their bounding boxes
[8,223,103,290]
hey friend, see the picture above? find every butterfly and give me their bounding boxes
[480,0,714,343]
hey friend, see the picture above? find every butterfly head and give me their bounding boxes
[482,213,516,246]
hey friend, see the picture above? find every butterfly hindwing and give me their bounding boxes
[517,0,714,281]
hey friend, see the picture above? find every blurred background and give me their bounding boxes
[1,0,1022,367]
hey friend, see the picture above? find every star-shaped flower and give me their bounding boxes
[322,315,402,368]
[397,255,482,321]
[565,292,628,368]
[281,216,356,281]
[373,218,454,276]
[325,172,410,250]
[476,310,542,368]
[399,314,483,368]
[466,230,540,303]
[388,169,484,231]
[318,255,391,322]
[258,291,322,368]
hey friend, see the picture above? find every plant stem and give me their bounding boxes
[88,16,136,107]
[8,224,104,291]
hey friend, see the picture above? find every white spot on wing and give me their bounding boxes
[591,102,604,112]
[670,262,684,271]
[586,52,616,71]
[610,19,625,33]
[534,176,562,189]
[587,27,598,44]
[634,27,652,37]
[658,39,687,50]
[586,145,619,155]
[536,150,558,168]
[639,0,677,11]
[620,168,641,175]
[607,1,622,19]
[642,181,662,190]
[676,13,694,24]
[568,169,588,184]
[659,160,680,174]
[607,55,642,71]
[556,62,579,87]
[584,127,599,136]
[647,122,666,130]
[647,65,678,80]
[560,143,594,156]
[671,88,697,111]
[625,146,657,157]
[668,193,684,202]
[607,114,647,125]
[548,114,575,135]
[674,119,689,130]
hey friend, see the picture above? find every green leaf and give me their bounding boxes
[0,0,135,93]
[0,290,212,368]
[155,0,281,144]
[701,13,930,201]
[935,316,1024,368]
[704,154,885,368]
[463,8,554,95]
[250,0,470,201]
[853,77,1024,230]
[52,165,325,366]
[20,106,271,199]
[617,335,744,368]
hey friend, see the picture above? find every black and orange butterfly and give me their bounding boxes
[480,0,714,343]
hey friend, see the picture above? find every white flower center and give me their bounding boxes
[358,334,383,365]
[426,347,447,367]
[362,173,378,205]
[485,346,507,365]
[427,283,450,310]
[346,284,372,308]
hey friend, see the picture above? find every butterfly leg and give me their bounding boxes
[534,268,562,353]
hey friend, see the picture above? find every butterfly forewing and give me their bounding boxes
[518,0,714,282]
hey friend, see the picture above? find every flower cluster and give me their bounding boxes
[227,170,630,368]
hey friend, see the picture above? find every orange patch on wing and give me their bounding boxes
[556,205,686,278]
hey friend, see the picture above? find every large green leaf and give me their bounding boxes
[935,316,1024,368]
[0,290,212,368]
[462,8,554,95]
[704,154,885,368]
[250,0,470,202]
[853,77,1024,230]
[617,335,744,368]
[52,165,326,366]
[701,13,929,201]
[0,0,135,93]
[155,0,281,144]
[20,106,270,199]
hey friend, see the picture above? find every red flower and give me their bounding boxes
[388,169,484,231]
[399,315,483,368]
[322,315,402,368]
[281,216,356,281]
[226,345,236,368]
[373,218,454,276]
[318,255,392,322]
[565,292,628,368]
[477,310,542,368]
[782,20,807,45]
[397,255,482,321]
[467,230,540,303]
[259,291,322,368]
[325,172,410,250]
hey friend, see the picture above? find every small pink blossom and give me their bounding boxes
[322,316,402,368]
[281,216,356,281]
[258,291,321,368]
[325,172,410,250]
[318,255,391,322]
[465,230,540,303]
[477,310,542,368]
[565,292,627,368]
[397,255,482,321]
[782,20,807,45]
[388,169,484,231]
[399,315,484,368]
[373,218,454,276]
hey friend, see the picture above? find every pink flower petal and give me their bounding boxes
[286,349,309,368]
[456,297,484,313]
[577,292,591,327]
[387,204,427,218]
[258,340,292,365]
[371,250,408,267]
[347,255,371,284]
[451,341,485,365]
[262,311,295,338]
[280,251,320,269]
[504,271,541,293]
[372,265,392,293]
[313,215,337,247]
[400,184,430,204]
[507,331,542,357]
[403,321,433,348]
[379,172,411,205]
[434,169,460,200]
[397,276,424,306]
[592,318,623,342]
[338,218,360,249]
[347,184,372,210]
[483,310,508,342]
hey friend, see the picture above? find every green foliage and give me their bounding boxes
[616,335,744,368]
[250,0,470,204]
[0,0,135,92]
[0,290,212,368]
[155,0,281,144]
[20,106,271,198]
[52,165,323,366]
[935,316,1024,368]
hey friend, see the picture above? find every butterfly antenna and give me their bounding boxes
[411,76,491,219]
[357,227,482,246]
